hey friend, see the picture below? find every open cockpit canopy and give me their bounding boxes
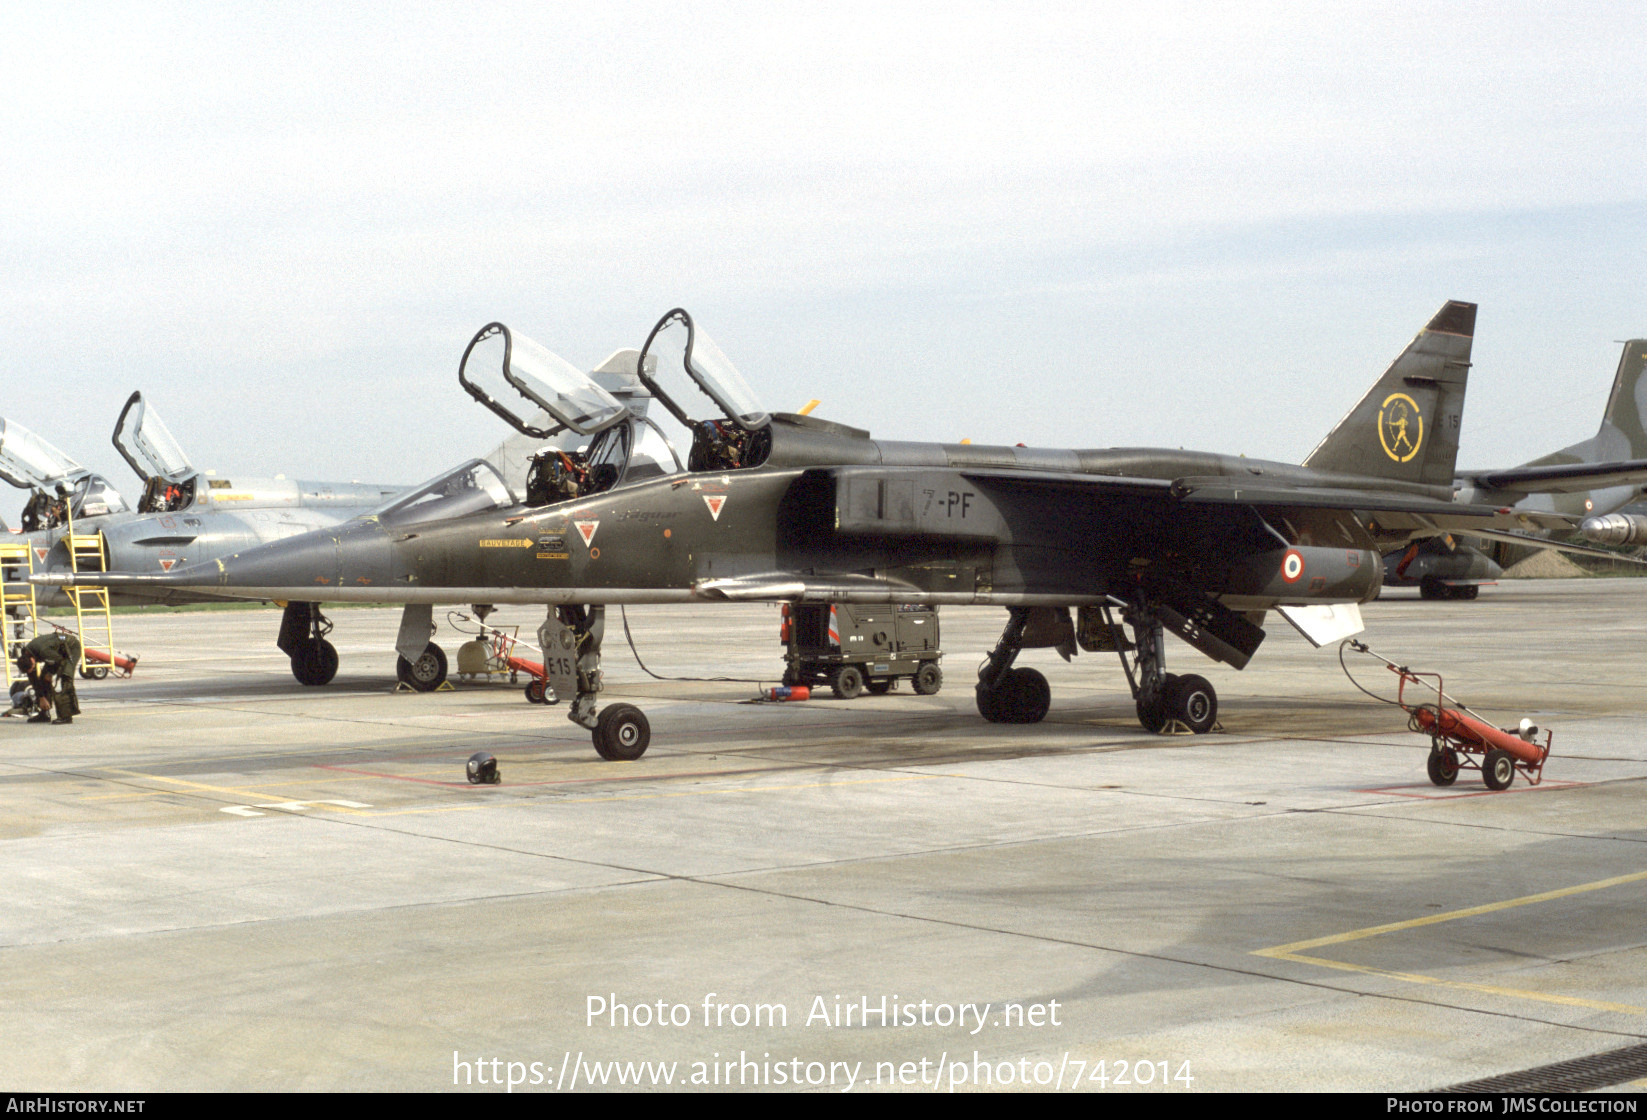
[112,392,195,484]
[637,308,769,433]
[459,323,629,439]
[0,417,84,491]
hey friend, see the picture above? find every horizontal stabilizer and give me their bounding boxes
[1462,457,1647,495]
[1277,603,1365,647]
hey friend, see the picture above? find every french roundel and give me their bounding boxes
[1281,549,1305,583]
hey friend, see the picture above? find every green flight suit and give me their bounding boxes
[21,632,81,719]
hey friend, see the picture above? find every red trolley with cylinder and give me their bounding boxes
[1342,640,1553,790]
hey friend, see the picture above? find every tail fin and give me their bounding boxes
[1303,300,1475,488]
[1572,340,1647,463]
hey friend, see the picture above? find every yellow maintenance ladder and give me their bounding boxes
[62,508,116,679]
[1,538,40,692]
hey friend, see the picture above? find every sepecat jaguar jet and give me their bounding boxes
[41,301,1583,758]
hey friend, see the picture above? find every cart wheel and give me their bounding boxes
[524,678,547,704]
[1426,746,1459,787]
[831,665,864,699]
[865,679,893,695]
[912,662,943,695]
[1482,748,1516,790]
[593,704,650,761]
[79,664,110,681]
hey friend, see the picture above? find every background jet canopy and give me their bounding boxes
[0,418,84,489]
[113,393,195,482]
[367,459,513,528]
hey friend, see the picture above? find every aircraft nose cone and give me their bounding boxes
[212,522,394,593]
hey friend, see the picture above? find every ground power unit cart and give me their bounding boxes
[781,603,943,699]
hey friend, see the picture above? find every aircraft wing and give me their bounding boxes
[948,468,1526,520]
[1460,458,1647,494]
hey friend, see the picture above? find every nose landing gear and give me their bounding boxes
[540,604,652,761]
[278,601,339,686]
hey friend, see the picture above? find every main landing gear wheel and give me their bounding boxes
[524,678,549,704]
[396,643,448,692]
[1169,674,1217,734]
[291,639,339,686]
[1482,747,1516,790]
[1427,746,1459,787]
[912,662,943,695]
[1456,584,1480,601]
[1419,578,1447,601]
[593,703,650,761]
[1135,673,1177,733]
[976,667,1050,724]
[831,665,865,699]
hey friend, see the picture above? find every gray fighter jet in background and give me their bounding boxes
[1382,339,1647,598]
[3,398,400,590]
[0,398,401,676]
[46,300,1602,760]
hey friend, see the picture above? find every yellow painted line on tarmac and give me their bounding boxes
[1253,870,1647,1016]
[79,773,380,802]
[99,768,274,802]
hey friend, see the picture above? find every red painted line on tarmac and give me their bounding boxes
[1355,778,1588,799]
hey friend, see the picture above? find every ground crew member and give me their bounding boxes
[16,632,81,725]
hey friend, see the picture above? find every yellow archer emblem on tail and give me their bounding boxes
[1378,392,1423,462]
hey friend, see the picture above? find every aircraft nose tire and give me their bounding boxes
[291,638,339,686]
[396,643,449,692]
[593,703,650,761]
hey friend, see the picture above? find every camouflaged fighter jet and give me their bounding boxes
[43,301,1589,760]
[1381,339,1647,598]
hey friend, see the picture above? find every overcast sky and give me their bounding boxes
[3,2,1645,522]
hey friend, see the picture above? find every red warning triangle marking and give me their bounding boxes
[574,520,599,547]
[34,547,48,563]
[159,558,176,571]
[703,495,726,521]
